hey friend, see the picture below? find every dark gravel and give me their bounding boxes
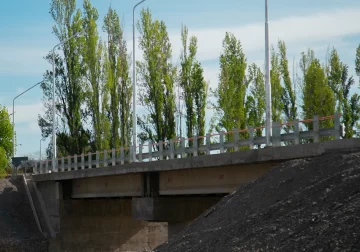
[0,177,48,252]
[156,151,360,252]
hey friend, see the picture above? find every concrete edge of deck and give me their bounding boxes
[32,138,360,182]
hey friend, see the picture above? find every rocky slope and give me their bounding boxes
[0,177,48,252]
[156,151,360,252]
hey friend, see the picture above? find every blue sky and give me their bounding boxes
[1,0,360,157]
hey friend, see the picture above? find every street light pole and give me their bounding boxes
[51,31,85,170]
[265,0,272,146]
[133,0,146,161]
[12,81,43,158]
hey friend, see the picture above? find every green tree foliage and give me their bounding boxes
[103,8,132,149]
[246,63,265,138]
[137,8,176,145]
[82,0,104,151]
[39,0,89,157]
[0,107,13,177]
[302,57,335,129]
[192,62,208,145]
[179,25,208,146]
[213,32,248,141]
[0,147,7,178]
[356,44,360,84]
[270,47,284,123]
[180,25,197,141]
[341,65,359,138]
[278,40,297,122]
[327,48,344,111]
[0,106,13,158]
[103,7,120,148]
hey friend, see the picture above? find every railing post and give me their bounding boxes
[74,154,78,170]
[294,120,300,145]
[248,126,254,150]
[54,158,58,173]
[112,149,116,166]
[206,134,211,155]
[96,151,99,168]
[129,147,133,164]
[45,160,48,173]
[139,145,143,162]
[219,131,225,153]
[273,122,281,147]
[61,157,65,172]
[159,141,163,160]
[313,115,319,143]
[88,152,92,169]
[103,150,108,167]
[170,140,174,160]
[67,156,71,171]
[81,153,85,170]
[233,129,239,151]
[39,161,43,174]
[334,112,341,140]
[193,136,198,156]
[181,138,186,158]
[148,141,153,162]
[120,147,124,165]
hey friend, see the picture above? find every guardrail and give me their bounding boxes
[34,113,341,175]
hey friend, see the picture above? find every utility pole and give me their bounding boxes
[265,0,272,146]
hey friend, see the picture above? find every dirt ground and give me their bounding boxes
[0,177,48,252]
[156,151,360,252]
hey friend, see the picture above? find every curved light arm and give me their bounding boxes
[12,81,43,157]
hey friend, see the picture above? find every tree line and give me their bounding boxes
[38,0,360,158]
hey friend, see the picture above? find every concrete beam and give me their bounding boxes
[132,196,221,222]
[159,163,278,195]
[72,173,143,198]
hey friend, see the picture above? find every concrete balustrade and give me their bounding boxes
[35,113,342,174]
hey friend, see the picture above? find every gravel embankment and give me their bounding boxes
[156,151,360,252]
[0,177,48,252]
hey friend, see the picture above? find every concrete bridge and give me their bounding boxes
[30,138,360,251]
[28,114,357,251]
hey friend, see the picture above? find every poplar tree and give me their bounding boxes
[213,32,248,141]
[137,8,176,145]
[38,0,89,157]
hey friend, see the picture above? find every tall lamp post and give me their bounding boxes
[12,81,43,158]
[51,31,85,170]
[132,0,146,161]
[265,0,272,146]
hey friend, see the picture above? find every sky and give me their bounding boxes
[0,0,359,157]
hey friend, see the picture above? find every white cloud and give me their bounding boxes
[168,6,360,62]
[7,103,43,126]
[0,46,49,76]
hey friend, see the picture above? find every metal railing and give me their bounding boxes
[34,113,341,175]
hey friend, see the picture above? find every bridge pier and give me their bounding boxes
[35,180,168,252]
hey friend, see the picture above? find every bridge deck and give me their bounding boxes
[32,139,360,183]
